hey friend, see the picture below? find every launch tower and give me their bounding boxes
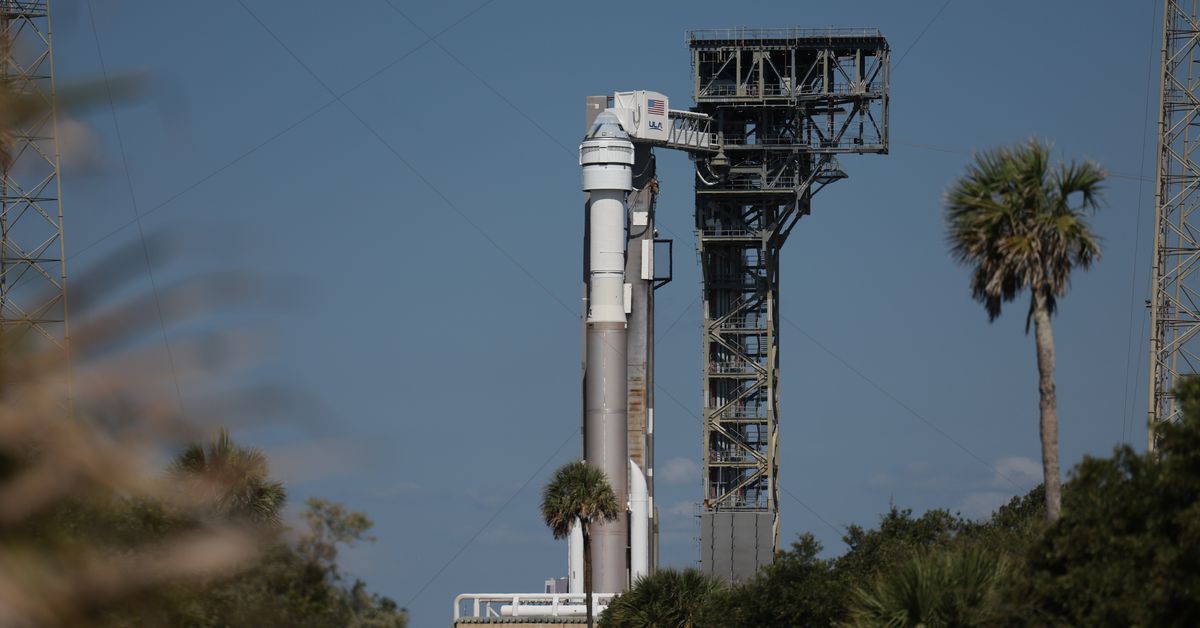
[689,28,889,581]
[1149,1,1200,448]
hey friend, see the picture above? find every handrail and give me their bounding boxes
[688,27,884,42]
[453,592,616,620]
[698,83,885,99]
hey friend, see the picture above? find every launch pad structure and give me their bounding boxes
[455,26,889,625]
[690,28,889,581]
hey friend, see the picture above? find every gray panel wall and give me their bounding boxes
[700,512,776,583]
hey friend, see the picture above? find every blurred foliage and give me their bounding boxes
[0,233,404,625]
[1,411,407,627]
[102,492,408,627]
[170,428,287,527]
[1,22,405,625]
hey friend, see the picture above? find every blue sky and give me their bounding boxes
[55,0,1157,624]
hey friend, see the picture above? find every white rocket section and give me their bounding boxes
[568,519,584,594]
[581,113,634,324]
[589,191,626,323]
[629,459,649,584]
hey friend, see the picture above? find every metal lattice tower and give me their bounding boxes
[0,0,66,351]
[689,28,888,581]
[1149,1,1200,449]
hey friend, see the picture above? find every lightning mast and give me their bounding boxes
[1149,0,1200,450]
[0,0,67,351]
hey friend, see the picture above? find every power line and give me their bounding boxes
[70,0,499,261]
[403,429,576,608]
[652,382,844,539]
[893,0,953,70]
[1120,0,1161,445]
[86,0,186,417]
[782,316,1027,493]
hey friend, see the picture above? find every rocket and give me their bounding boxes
[578,110,634,596]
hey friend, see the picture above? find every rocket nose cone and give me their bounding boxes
[585,111,629,141]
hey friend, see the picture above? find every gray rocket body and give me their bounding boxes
[584,322,628,594]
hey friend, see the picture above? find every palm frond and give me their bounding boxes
[541,461,620,540]
[599,568,724,628]
[170,428,286,524]
[944,138,1104,328]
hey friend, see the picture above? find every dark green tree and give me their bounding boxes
[299,497,376,570]
[706,534,842,627]
[1001,378,1200,625]
[170,427,287,525]
[541,461,621,628]
[945,138,1104,521]
[599,568,723,628]
[710,508,971,627]
[836,507,965,583]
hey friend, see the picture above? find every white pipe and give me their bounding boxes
[568,518,584,594]
[454,593,615,621]
[629,458,649,585]
[500,603,607,617]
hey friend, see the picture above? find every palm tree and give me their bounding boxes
[844,549,1009,627]
[599,568,724,628]
[542,461,621,628]
[170,427,286,525]
[945,138,1104,521]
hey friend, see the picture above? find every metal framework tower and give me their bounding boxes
[689,28,888,581]
[0,0,66,351]
[1149,0,1200,449]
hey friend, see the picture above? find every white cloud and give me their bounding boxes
[992,456,1042,489]
[658,457,700,485]
[666,500,697,518]
[660,501,700,532]
[954,456,1041,520]
[956,491,1012,520]
[57,117,103,173]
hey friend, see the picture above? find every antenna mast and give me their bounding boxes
[0,0,68,351]
[1149,0,1200,449]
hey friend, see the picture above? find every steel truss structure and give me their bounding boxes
[0,0,66,349]
[1150,1,1200,449]
[689,28,888,581]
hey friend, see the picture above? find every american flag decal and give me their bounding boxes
[646,98,665,115]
